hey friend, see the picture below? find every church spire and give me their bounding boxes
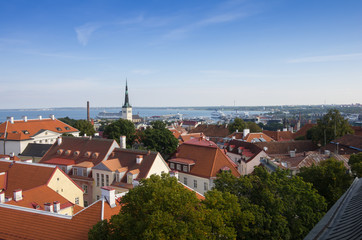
[123,79,131,108]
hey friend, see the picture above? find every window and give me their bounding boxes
[170,163,175,169]
[116,174,120,182]
[106,175,109,186]
[22,130,29,134]
[194,180,197,188]
[127,174,133,184]
[183,165,188,172]
[184,177,187,185]
[78,168,83,176]
[57,178,59,181]
[65,127,70,130]
[204,182,208,191]
[84,201,88,207]
[176,164,181,171]
[56,127,62,131]
[83,169,88,177]
[75,197,79,205]
[96,195,100,200]
[83,185,88,194]
[73,168,78,176]
[96,173,100,186]
[101,174,104,187]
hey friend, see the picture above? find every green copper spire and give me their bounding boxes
[123,79,131,108]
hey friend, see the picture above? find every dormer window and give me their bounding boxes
[12,131,18,134]
[22,130,29,134]
[65,150,71,156]
[170,163,175,169]
[176,164,181,171]
[127,173,133,184]
[57,149,64,155]
[56,127,62,131]
[73,168,78,176]
[183,165,188,172]
[84,151,91,157]
[73,151,80,157]
[64,127,70,130]
[92,152,99,159]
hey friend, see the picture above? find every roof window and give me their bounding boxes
[12,131,18,134]
[57,149,64,155]
[92,152,99,159]
[56,127,62,131]
[22,130,30,134]
[64,127,70,130]
[84,151,91,158]
[73,151,80,157]
[64,150,71,156]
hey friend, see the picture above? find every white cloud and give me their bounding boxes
[288,53,362,63]
[75,23,101,46]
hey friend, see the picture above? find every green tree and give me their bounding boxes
[308,109,354,145]
[103,118,136,147]
[261,122,284,131]
[74,120,96,136]
[89,174,211,240]
[298,158,353,209]
[228,118,246,133]
[246,121,262,132]
[58,116,78,127]
[140,121,178,159]
[214,167,327,239]
[348,152,362,177]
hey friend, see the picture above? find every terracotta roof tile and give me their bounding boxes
[170,139,240,178]
[244,132,274,142]
[0,118,78,141]
[189,124,230,137]
[263,130,294,141]
[254,140,318,155]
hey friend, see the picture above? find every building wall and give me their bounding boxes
[91,169,114,202]
[122,107,132,121]
[146,154,171,177]
[177,172,211,195]
[73,179,93,207]
[59,206,73,216]
[245,151,268,175]
[0,140,22,156]
[47,168,84,207]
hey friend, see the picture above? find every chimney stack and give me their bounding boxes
[169,170,179,179]
[8,117,14,124]
[22,116,28,122]
[101,186,116,208]
[120,136,126,149]
[13,189,23,201]
[136,155,143,164]
[50,114,55,120]
[38,115,42,120]
[9,152,14,158]
[53,201,60,213]
[243,129,250,138]
[0,191,5,203]
[57,137,62,146]
[44,202,54,212]
[87,101,90,122]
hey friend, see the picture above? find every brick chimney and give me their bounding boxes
[50,114,55,120]
[13,189,23,201]
[22,116,28,122]
[101,186,116,208]
[57,136,62,146]
[53,201,60,213]
[44,202,53,212]
[38,115,42,120]
[8,117,14,124]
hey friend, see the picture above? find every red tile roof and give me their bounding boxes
[263,130,294,141]
[44,158,75,166]
[0,118,79,141]
[189,124,230,137]
[40,136,117,166]
[293,123,316,139]
[170,139,240,178]
[244,132,274,142]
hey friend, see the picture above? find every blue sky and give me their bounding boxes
[0,0,361,108]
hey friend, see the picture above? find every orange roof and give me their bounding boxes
[74,161,94,168]
[40,136,118,166]
[181,183,205,200]
[0,172,7,190]
[44,158,75,166]
[180,133,205,143]
[0,118,79,141]
[169,129,181,139]
[0,154,21,161]
[293,123,316,139]
[0,160,56,197]
[170,138,240,178]
[5,185,77,212]
[244,132,274,143]
[103,158,122,171]
[263,130,294,142]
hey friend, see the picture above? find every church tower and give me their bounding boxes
[122,80,132,121]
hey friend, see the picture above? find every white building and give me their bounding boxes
[0,116,79,156]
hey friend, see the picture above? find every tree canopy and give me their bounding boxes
[103,118,136,147]
[298,158,353,209]
[139,121,178,159]
[308,109,354,145]
[214,167,327,240]
[58,117,95,136]
[348,152,362,178]
[228,118,261,133]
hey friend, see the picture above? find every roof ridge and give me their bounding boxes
[0,159,57,168]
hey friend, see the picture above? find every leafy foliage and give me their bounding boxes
[298,158,353,209]
[308,109,354,145]
[228,118,261,133]
[259,122,284,131]
[348,153,362,177]
[214,167,327,240]
[103,118,136,147]
[58,117,95,136]
[139,121,178,159]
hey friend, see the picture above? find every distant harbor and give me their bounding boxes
[0,107,266,123]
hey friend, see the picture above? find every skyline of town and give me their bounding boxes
[1,0,362,109]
